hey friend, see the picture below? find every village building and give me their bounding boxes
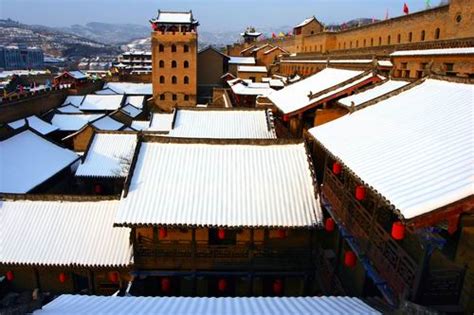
[0,197,133,296]
[227,79,275,107]
[7,115,59,137]
[53,71,88,88]
[116,51,152,73]
[307,78,474,313]
[34,295,381,314]
[150,10,199,111]
[240,27,262,45]
[78,94,124,112]
[75,132,138,195]
[111,96,147,125]
[278,59,393,77]
[50,113,105,141]
[114,137,321,297]
[0,129,79,194]
[197,46,230,104]
[228,56,256,76]
[95,82,152,96]
[236,65,268,82]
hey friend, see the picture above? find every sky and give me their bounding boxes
[1,0,440,32]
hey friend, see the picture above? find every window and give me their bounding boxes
[184,61,189,68]
[435,28,440,40]
[159,76,165,84]
[370,38,374,46]
[455,14,462,23]
[184,95,189,101]
[363,39,366,47]
[387,35,391,45]
[159,44,164,52]
[171,44,177,53]
[349,41,352,48]
[184,45,189,52]
[159,60,164,68]
[172,76,177,84]
[171,60,177,68]
[421,30,425,41]
[356,40,359,48]
[408,32,413,42]
[172,94,177,101]
[343,42,346,49]
[378,37,382,45]
[397,34,401,43]
[184,76,189,84]
[160,94,165,100]
[401,62,408,69]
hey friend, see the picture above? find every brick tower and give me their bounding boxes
[150,10,199,111]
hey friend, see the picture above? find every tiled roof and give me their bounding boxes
[124,96,145,109]
[115,140,321,228]
[148,112,174,132]
[295,16,316,28]
[76,133,137,178]
[153,11,195,24]
[34,295,381,315]
[390,47,474,57]
[51,114,104,131]
[62,95,84,107]
[79,95,124,111]
[238,66,267,73]
[309,79,474,219]
[0,199,132,267]
[120,104,142,118]
[100,82,152,95]
[0,130,79,193]
[229,57,256,65]
[91,116,124,131]
[338,80,410,108]
[8,116,58,135]
[57,104,83,114]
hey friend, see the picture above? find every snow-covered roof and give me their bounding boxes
[238,66,267,73]
[100,82,152,95]
[34,295,380,315]
[115,140,321,227]
[130,120,151,131]
[390,47,474,57]
[230,82,274,97]
[51,114,104,131]
[338,80,410,108]
[264,46,289,55]
[120,104,142,118]
[252,44,273,53]
[57,104,83,114]
[80,95,124,111]
[0,199,132,267]
[310,79,474,220]
[0,130,79,193]
[167,109,276,139]
[8,116,58,135]
[377,60,393,67]
[76,133,137,178]
[295,16,316,28]
[153,11,196,24]
[268,68,365,114]
[124,96,145,109]
[65,70,87,80]
[148,112,175,132]
[91,116,124,131]
[269,79,285,88]
[62,95,84,107]
[229,57,256,65]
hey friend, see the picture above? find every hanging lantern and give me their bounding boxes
[272,279,283,295]
[5,271,14,281]
[159,227,167,239]
[332,162,342,175]
[344,251,356,268]
[391,221,405,240]
[218,278,227,292]
[94,184,103,194]
[58,272,67,283]
[218,229,226,240]
[282,114,290,122]
[108,271,119,283]
[277,229,286,239]
[161,277,171,293]
[355,185,366,201]
[325,218,335,232]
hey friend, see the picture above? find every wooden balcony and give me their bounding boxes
[135,237,314,271]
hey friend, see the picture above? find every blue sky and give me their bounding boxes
[1,0,441,31]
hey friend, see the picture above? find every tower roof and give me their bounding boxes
[151,10,198,25]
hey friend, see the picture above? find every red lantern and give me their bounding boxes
[325,218,335,232]
[108,271,119,283]
[218,229,225,240]
[159,227,167,239]
[391,221,405,240]
[282,114,290,122]
[161,277,171,293]
[58,272,67,283]
[332,162,342,175]
[277,229,286,239]
[5,271,14,281]
[355,186,366,201]
[218,278,227,292]
[344,251,357,268]
[272,279,283,295]
[94,184,102,194]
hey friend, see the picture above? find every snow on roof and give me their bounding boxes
[95,89,119,95]
[120,104,142,118]
[310,79,474,219]
[62,95,84,107]
[66,70,87,80]
[0,130,79,193]
[240,45,257,55]
[269,79,285,88]
[295,16,316,28]
[115,141,321,227]
[0,199,132,267]
[252,44,273,53]
[390,47,474,57]
[148,112,174,132]
[91,116,124,131]
[264,46,289,55]
[101,82,152,95]
[238,65,267,73]
[167,109,276,139]
[377,60,393,67]
[124,96,145,109]
[76,133,137,178]
[51,114,104,131]
[338,80,410,107]
[130,120,151,131]
[229,57,256,65]
[34,295,380,315]
[153,11,195,24]
[79,95,124,111]
[8,116,58,135]
[57,104,83,114]
[268,68,365,114]
[231,82,274,97]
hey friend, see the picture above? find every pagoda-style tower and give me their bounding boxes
[150,10,199,111]
[241,27,262,44]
